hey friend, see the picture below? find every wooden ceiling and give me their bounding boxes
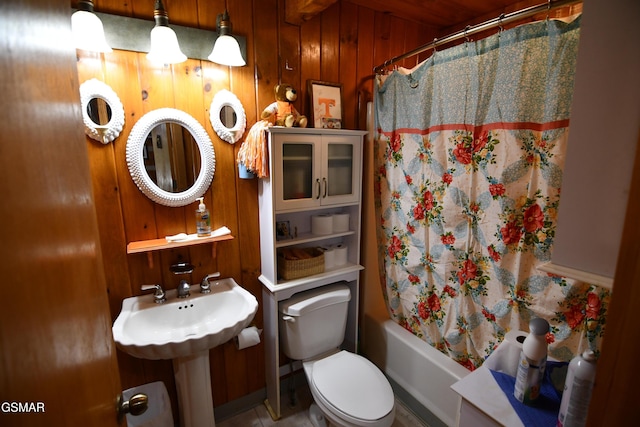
[344,0,541,28]
[286,0,549,30]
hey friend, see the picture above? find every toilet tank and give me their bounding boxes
[279,283,351,361]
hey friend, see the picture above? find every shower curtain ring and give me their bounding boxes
[432,38,438,53]
[464,26,471,43]
[498,13,505,34]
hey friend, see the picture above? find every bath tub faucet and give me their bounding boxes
[177,280,191,298]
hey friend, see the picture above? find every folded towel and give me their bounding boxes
[490,370,561,427]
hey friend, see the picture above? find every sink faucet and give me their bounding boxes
[177,280,191,298]
[141,284,166,304]
[200,272,221,294]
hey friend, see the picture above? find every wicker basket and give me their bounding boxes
[277,247,324,280]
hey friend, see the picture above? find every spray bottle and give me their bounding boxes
[514,317,549,404]
[195,197,211,237]
[557,350,597,427]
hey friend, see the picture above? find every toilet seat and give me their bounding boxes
[304,351,395,426]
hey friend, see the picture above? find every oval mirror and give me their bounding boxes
[79,78,125,144]
[126,108,215,207]
[210,89,246,144]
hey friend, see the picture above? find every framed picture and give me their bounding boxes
[276,220,292,241]
[307,80,343,129]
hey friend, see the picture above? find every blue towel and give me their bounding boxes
[490,369,561,427]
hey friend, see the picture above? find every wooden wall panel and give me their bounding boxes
[339,1,359,129]
[279,0,303,97]
[355,7,375,129]
[320,3,341,84]
[300,14,322,114]
[74,0,433,413]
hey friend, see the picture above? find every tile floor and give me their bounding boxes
[216,384,428,427]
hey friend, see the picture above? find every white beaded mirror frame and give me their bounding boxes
[126,108,216,207]
[210,89,246,144]
[79,78,125,144]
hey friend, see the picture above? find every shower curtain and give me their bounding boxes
[374,16,609,369]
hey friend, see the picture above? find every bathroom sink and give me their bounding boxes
[112,278,258,360]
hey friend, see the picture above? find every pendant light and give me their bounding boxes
[71,0,113,53]
[208,10,246,67]
[147,0,187,65]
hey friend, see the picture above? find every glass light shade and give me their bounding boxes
[71,10,112,53]
[147,25,187,64]
[208,35,246,67]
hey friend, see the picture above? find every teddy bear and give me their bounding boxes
[261,84,307,128]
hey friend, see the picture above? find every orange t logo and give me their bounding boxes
[318,98,336,117]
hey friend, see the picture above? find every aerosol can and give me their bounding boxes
[557,350,597,427]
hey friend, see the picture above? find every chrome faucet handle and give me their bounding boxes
[200,272,221,294]
[141,284,166,304]
[177,280,191,298]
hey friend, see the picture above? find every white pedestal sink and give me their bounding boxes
[112,278,258,427]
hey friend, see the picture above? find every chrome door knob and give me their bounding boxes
[116,392,148,423]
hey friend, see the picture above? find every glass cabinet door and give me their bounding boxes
[321,136,361,205]
[282,143,313,200]
[273,134,319,211]
[326,143,353,197]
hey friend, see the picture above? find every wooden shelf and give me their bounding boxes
[127,229,234,268]
[127,233,234,254]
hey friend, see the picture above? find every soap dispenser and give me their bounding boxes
[195,197,211,237]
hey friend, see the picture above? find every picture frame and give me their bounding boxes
[276,220,292,241]
[307,80,343,129]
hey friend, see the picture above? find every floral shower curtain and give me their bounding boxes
[374,16,609,370]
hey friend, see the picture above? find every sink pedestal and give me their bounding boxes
[173,350,216,427]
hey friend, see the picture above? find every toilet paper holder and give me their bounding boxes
[234,324,262,350]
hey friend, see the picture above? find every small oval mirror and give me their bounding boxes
[79,78,125,144]
[210,89,246,144]
[127,108,215,207]
[87,98,113,126]
[219,105,237,128]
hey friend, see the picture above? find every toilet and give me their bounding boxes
[279,283,395,427]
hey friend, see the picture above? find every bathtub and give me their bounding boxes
[362,312,470,427]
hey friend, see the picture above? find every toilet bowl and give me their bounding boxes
[279,284,395,427]
[304,350,395,427]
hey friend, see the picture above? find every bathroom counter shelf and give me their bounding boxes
[259,263,363,300]
[127,231,234,268]
[274,230,355,249]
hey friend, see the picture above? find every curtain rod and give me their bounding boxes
[373,0,582,74]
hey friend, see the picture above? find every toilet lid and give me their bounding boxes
[311,351,394,421]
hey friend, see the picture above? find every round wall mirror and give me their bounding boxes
[126,108,215,207]
[210,89,246,144]
[79,78,125,144]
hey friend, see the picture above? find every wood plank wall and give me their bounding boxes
[74,0,435,421]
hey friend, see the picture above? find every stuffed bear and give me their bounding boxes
[261,84,308,128]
